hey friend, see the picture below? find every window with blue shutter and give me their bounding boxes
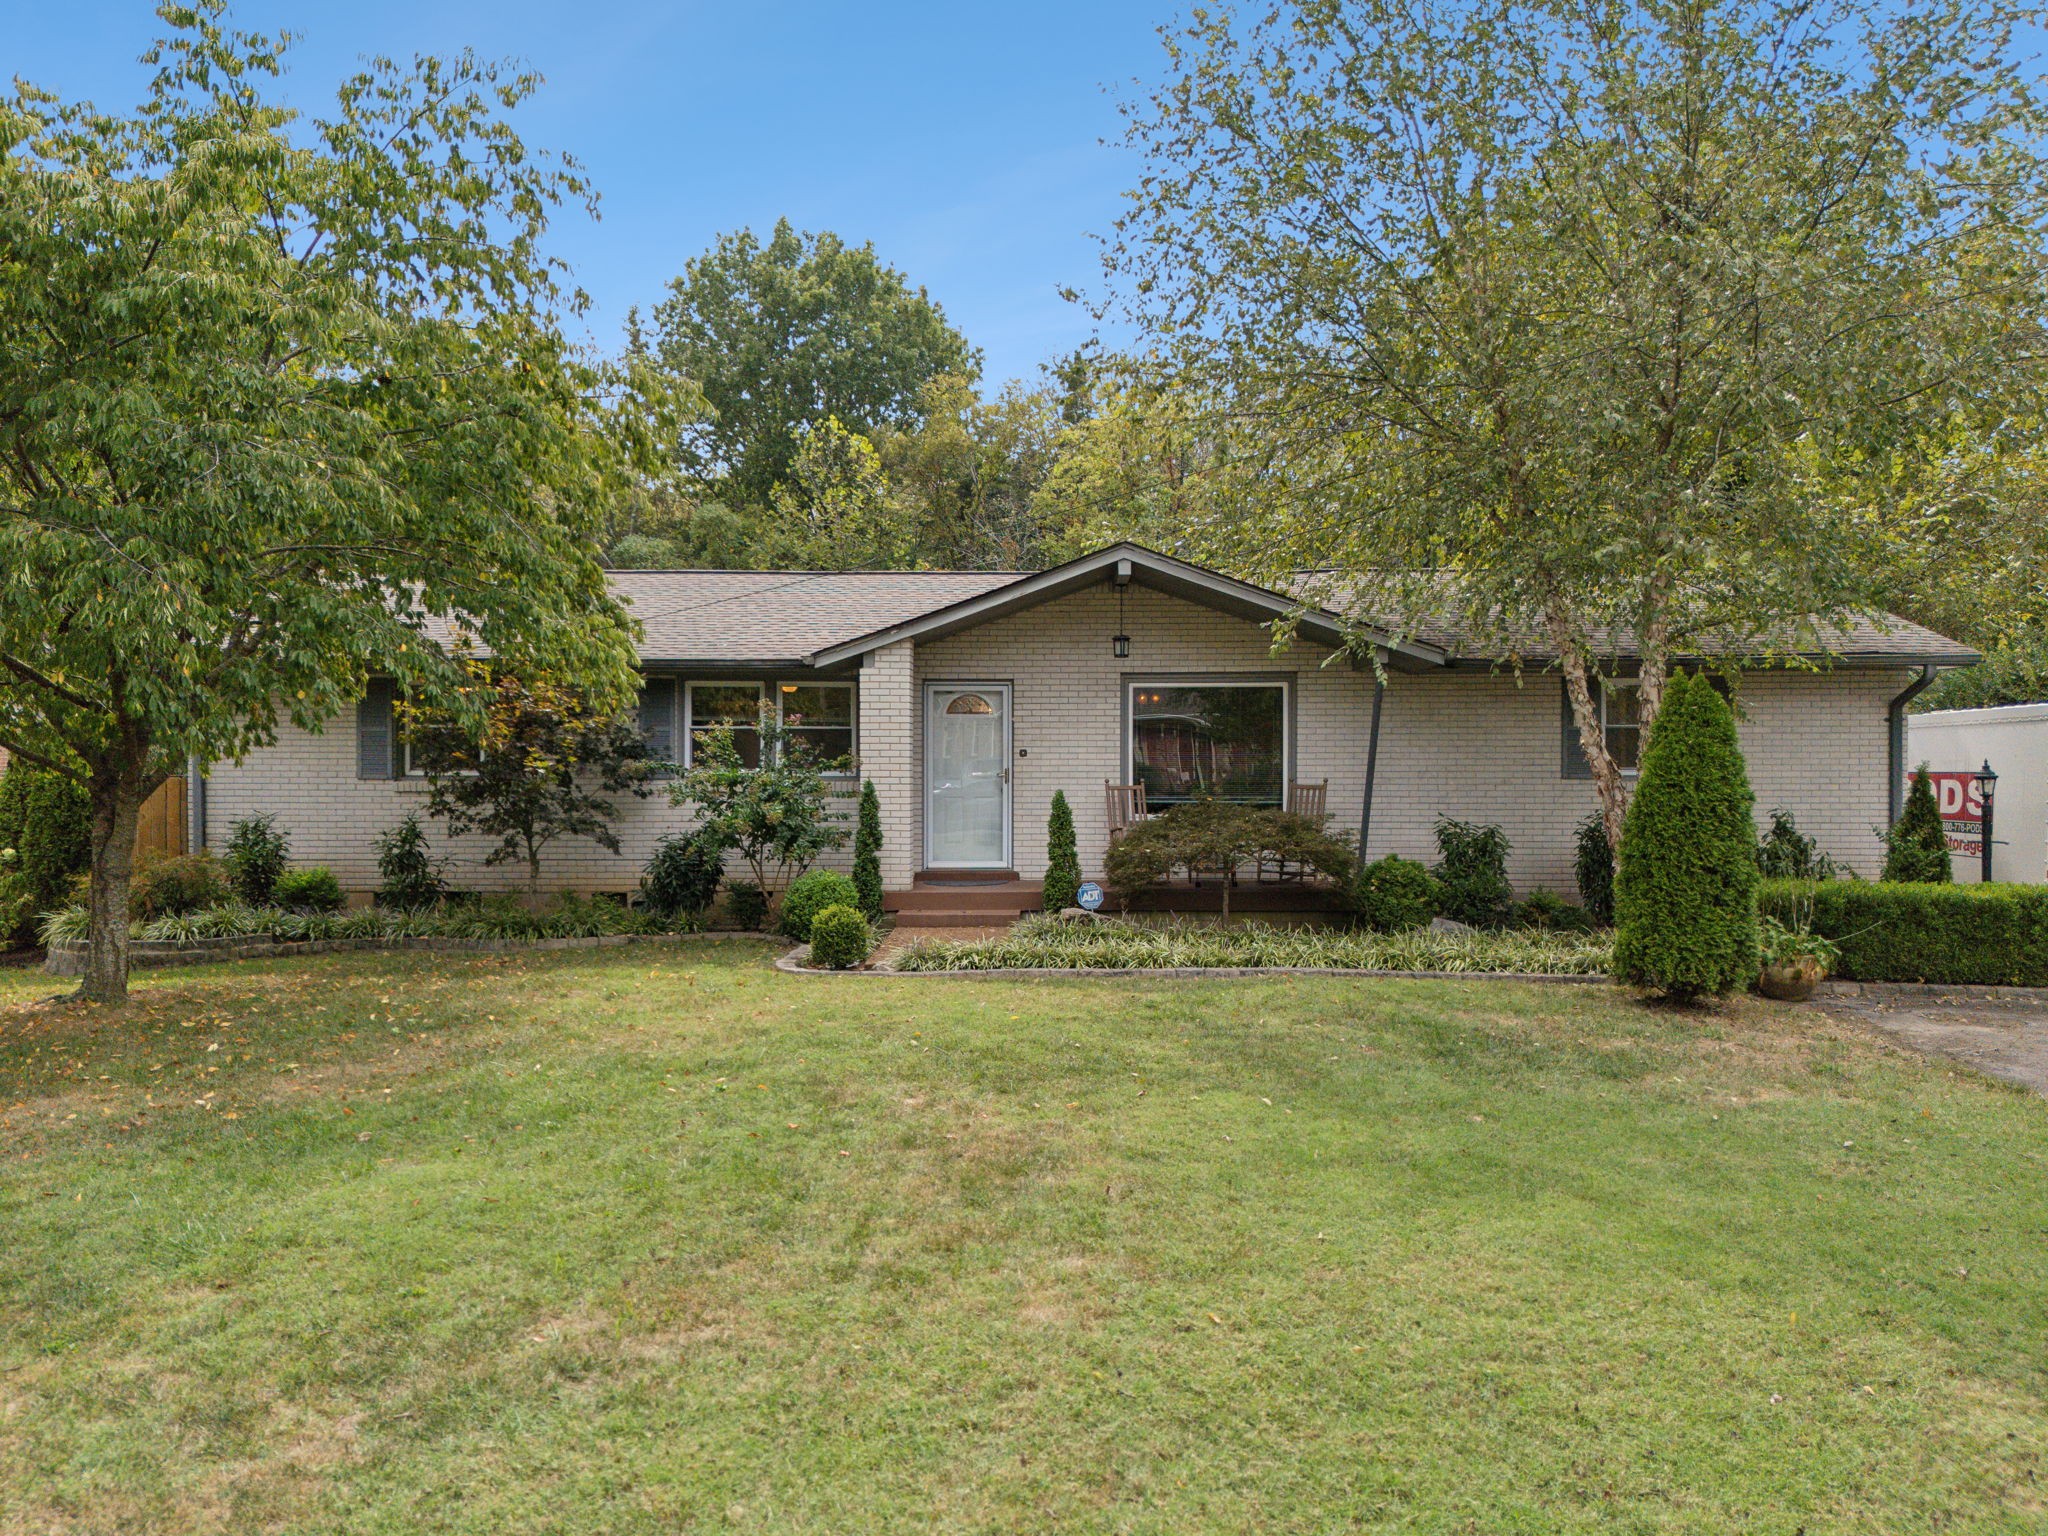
[637,676,677,771]
[357,678,397,780]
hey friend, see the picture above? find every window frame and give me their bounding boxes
[776,680,859,777]
[1599,677,1642,778]
[682,680,768,770]
[1122,674,1293,809]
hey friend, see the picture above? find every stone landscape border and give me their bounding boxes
[775,945,1611,984]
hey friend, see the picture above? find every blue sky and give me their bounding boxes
[11,1,1173,386]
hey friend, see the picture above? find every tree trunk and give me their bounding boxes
[79,770,148,1004]
[1558,646,1630,851]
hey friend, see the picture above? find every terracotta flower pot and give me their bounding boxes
[1757,955,1825,1002]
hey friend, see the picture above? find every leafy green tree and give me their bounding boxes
[1614,675,1759,1001]
[655,220,979,502]
[0,9,671,999]
[405,665,655,895]
[762,418,910,570]
[1042,791,1081,912]
[876,374,1068,569]
[852,780,884,920]
[1108,0,2048,849]
[1883,769,1954,884]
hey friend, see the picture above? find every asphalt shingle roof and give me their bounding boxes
[609,569,1022,664]
[592,563,1976,668]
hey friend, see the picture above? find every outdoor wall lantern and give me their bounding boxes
[1112,562,1131,658]
[1974,760,1998,883]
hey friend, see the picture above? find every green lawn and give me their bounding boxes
[2,945,2044,1534]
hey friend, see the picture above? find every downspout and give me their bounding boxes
[1358,649,1386,857]
[186,753,206,853]
[1887,666,1937,825]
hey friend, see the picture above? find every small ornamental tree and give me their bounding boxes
[1043,790,1081,912]
[1613,674,1759,1001]
[852,779,885,920]
[668,713,848,901]
[1883,768,1953,884]
[405,664,655,894]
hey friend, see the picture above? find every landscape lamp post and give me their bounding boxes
[1974,761,1998,884]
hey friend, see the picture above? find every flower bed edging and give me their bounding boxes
[42,930,762,977]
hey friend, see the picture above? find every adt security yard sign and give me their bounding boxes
[1076,881,1105,911]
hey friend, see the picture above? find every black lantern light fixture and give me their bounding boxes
[1974,759,1999,883]
[1112,559,1132,659]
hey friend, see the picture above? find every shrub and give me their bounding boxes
[725,879,768,931]
[807,903,872,969]
[1431,817,1513,928]
[130,852,232,919]
[376,812,447,908]
[668,715,848,898]
[1755,807,1839,881]
[781,869,861,940]
[1106,802,1353,918]
[643,832,724,920]
[1514,889,1597,933]
[1353,854,1441,932]
[1613,673,1759,1001]
[1882,767,1952,883]
[1573,813,1615,925]
[19,770,91,920]
[223,814,290,904]
[1758,878,2048,985]
[274,866,345,913]
[852,779,884,920]
[1043,790,1081,912]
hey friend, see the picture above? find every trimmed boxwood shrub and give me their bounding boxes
[1613,673,1759,1001]
[1759,878,2048,985]
[1353,854,1441,932]
[852,780,884,920]
[1883,768,1953,883]
[781,868,860,941]
[807,903,871,969]
[1043,790,1081,912]
[274,866,346,913]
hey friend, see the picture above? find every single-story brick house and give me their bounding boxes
[195,543,1976,919]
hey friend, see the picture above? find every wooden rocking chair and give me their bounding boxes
[1256,780,1331,882]
[1105,780,1149,842]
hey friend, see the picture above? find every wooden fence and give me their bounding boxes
[136,777,188,861]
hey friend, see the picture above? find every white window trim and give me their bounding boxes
[1124,676,1293,804]
[682,680,767,769]
[680,679,859,773]
[1600,678,1641,778]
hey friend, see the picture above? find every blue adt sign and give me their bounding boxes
[1076,881,1105,911]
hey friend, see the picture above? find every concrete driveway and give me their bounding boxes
[1819,992,2048,1096]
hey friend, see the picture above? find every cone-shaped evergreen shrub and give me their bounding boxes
[1043,790,1080,911]
[852,779,884,919]
[1883,767,1952,883]
[1613,673,1759,1001]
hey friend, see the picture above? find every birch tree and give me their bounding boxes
[1107,0,2048,843]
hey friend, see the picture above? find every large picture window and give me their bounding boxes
[1128,680,1287,807]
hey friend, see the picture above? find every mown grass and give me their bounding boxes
[1,945,2044,1533]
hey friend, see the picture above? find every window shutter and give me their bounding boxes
[357,678,397,780]
[637,677,675,764]
[1560,678,1593,780]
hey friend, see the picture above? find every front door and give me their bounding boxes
[925,684,1011,868]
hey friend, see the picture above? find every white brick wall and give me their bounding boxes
[205,584,1909,897]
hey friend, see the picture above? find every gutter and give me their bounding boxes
[1887,665,1938,824]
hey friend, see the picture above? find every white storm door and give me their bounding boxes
[925,684,1012,868]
